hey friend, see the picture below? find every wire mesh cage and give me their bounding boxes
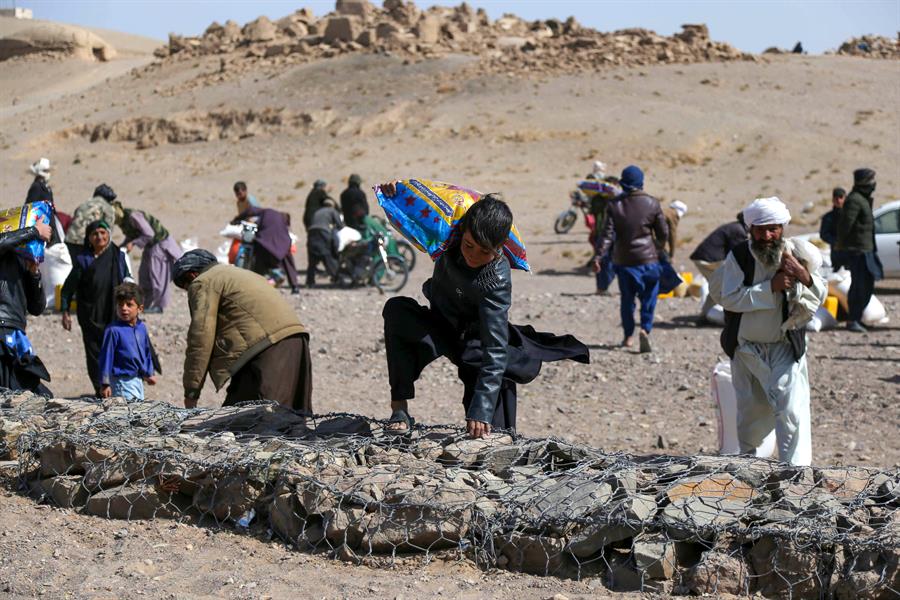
[1,389,897,597]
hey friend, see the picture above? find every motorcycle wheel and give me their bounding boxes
[395,240,417,271]
[554,210,577,234]
[372,256,409,293]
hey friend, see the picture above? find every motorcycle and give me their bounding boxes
[219,220,294,286]
[363,215,417,271]
[232,220,258,270]
[554,179,621,235]
[336,229,409,293]
[554,189,592,234]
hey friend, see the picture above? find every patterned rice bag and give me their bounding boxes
[0,201,52,262]
[577,179,620,199]
[374,179,529,271]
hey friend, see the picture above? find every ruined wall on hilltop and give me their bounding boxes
[154,1,753,78]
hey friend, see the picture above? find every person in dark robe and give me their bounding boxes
[231,205,301,294]
[25,157,64,245]
[60,220,131,395]
[303,180,331,231]
[25,158,54,206]
[379,187,590,438]
[690,212,749,319]
[340,174,370,230]
[0,219,53,395]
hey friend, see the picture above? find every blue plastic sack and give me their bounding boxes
[0,201,52,262]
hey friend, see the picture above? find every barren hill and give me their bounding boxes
[1,21,896,249]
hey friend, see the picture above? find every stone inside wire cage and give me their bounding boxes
[1,390,897,597]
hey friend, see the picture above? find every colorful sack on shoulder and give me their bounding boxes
[578,179,620,199]
[374,179,529,271]
[0,201,52,262]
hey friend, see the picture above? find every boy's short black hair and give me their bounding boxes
[461,194,513,249]
[233,181,247,193]
[114,282,143,306]
[832,187,846,199]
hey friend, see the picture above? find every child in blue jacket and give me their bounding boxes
[98,282,157,401]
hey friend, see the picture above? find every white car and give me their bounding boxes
[874,200,900,278]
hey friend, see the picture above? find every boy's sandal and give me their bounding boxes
[386,409,416,435]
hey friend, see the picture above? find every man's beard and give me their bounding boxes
[751,237,785,269]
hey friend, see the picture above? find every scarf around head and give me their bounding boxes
[84,219,111,251]
[743,197,791,227]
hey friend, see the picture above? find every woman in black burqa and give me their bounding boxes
[60,220,131,395]
[380,188,590,438]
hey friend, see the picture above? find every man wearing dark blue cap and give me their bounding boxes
[593,165,668,352]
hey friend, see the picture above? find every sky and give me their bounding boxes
[8,0,900,54]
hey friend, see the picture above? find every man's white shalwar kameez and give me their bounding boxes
[712,244,826,466]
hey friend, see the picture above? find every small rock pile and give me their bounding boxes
[153,0,753,76]
[65,108,336,149]
[2,390,898,597]
[835,34,900,59]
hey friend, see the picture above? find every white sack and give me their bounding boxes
[712,359,776,458]
[42,243,72,311]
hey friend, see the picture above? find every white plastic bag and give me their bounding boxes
[121,248,135,283]
[712,360,776,458]
[180,237,199,253]
[827,267,889,325]
[705,304,726,326]
[805,305,839,332]
[42,243,72,311]
[337,227,361,252]
[219,224,242,240]
[827,268,851,311]
[215,240,232,264]
[862,295,889,326]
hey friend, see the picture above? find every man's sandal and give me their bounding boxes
[386,409,416,435]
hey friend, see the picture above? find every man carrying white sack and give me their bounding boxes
[710,197,826,466]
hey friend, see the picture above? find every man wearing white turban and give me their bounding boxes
[709,197,826,465]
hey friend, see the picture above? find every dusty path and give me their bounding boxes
[0,488,630,600]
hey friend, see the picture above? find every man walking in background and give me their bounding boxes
[836,168,882,333]
[66,183,119,259]
[306,198,342,287]
[661,200,688,259]
[819,187,847,270]
[593,165,668,352]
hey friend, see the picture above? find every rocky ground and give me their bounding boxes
[0,491,622,599]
